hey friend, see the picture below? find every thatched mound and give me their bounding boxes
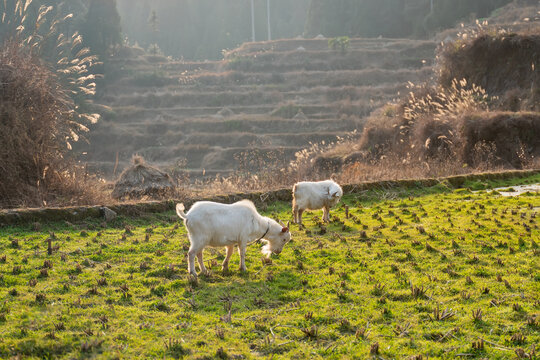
[293,109,308,120]
[112,156,177,200]
[217,107,235,117]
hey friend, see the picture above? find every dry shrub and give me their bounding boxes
[318,73,539,182]
[288,133,361,181]
[198,146,291,194]
[0,43,105,208]
[193,133,359,195]
[356,79,488,162]
[336,111,540,184]
[460,111,540,168]
[439,32,540,110]
[485,1,540,26]
[340,26,540,176]
[0,1,104,208]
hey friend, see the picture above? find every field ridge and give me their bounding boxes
[1,169,538,226]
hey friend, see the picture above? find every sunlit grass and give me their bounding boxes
[0,174,538,359]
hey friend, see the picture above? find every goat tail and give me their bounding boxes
[176,203,187,220]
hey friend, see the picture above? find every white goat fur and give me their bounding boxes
[176,200,290,276]
[292,180,343,224]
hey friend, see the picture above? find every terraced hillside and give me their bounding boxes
[85,38,436,179]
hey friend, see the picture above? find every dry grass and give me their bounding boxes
[111,156,178,200]
[439,32,540,109]
[489,1,540,25]
[302,29,540,186]
[0,42,106,208]
[435,1,540,41]
[4,4,539,207]
[0,1,106,208]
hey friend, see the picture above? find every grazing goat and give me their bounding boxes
[176,200,290,277]
[292,180,343,225]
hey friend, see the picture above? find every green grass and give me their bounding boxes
[0,175,539,359]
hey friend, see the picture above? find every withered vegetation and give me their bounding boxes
[111,156,177,200]
[0,0,104,208]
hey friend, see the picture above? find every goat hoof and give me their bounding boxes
[187,274,198,284]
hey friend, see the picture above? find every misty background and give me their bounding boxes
[2,0,537,208]
[116,0,513,60]
[0,0,514,61]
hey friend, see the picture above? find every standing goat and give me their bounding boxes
[176,200,290,277]
[292,180,343,225]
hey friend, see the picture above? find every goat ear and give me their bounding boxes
[331,191,338,197]
[281,227,289,233]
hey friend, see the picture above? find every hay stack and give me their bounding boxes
[112,156,176,200]
[217,107,235,118]
[293,109,308,120]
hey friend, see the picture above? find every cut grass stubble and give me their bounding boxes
[0,174,539,358]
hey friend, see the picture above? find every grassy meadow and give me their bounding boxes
[0,174,539,359]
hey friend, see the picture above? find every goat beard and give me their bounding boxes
[261,243,273,258]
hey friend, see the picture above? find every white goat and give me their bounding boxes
[176,200,290,277]
[292,180,343,224]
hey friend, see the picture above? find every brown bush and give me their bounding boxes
[357,115,402,160]
[460,112,540,168]
[330,109,540,181]
[316,73,539,179]
[331,29,540,175]
[0,43,104,208]
[439,33,540,110]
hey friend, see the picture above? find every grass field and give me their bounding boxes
[0,174,539,359]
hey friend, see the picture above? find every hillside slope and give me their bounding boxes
[310,7,540,182]
[84,37,436,179]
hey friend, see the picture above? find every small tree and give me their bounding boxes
[147,9,160,56]
[328,36,350,53]
[80,0,122,56]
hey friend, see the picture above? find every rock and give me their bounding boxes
[315,34,325,39]
[101,207,117,222]
[296,46,306,52]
